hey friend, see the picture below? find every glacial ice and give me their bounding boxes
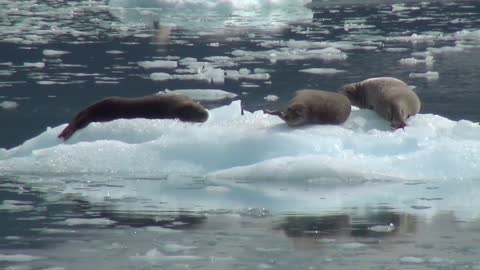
[409,71,439,80]
[1,100,479,183]
[138,60,178,70]
[299,68,346,75]
[0,101,19,110]
[161,89,238,101]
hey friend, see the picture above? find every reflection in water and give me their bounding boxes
[278,212,417,250]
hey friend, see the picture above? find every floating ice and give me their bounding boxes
[225,70,271,81]
[63,218,116,226]
[0,101,19,110]
[131,248,202,264]
[454,29,480,41]
[264,95,279,102]
[163,243,197,252]
[391,4,420,12]
[232,47,347,63]
[299,68,345,75]
[0,254,43,262]
[0,200,34,212]
[399,56,434,66]
[368,224,395,232]
[42,50,69,57]
[150,72,171,81]
[161,89,238,101]
[108,0,313,33]
[399,256,425,264]
[23,62,45,68]
[339,242,368,249]
[106,50,124,54]
[1,101,480,216]
[138,60,178,69]
[409,71,439,80]
[428,45,464,54]
[386,33,445,43]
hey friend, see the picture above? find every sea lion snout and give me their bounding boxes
[284,104,308,126]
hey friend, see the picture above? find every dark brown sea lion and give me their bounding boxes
[58,94,209,140]
[264,89,351,127]
[339,77,421,129]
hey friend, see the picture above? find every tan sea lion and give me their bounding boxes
[264,89,351,127]
[58,94,209,140]
[339,77,421,129]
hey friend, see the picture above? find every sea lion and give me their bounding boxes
[264,89,351,127]
[58,94,209,140]
[339,77,421,129]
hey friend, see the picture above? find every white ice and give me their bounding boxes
[2,100,480,180]
[63,218,117,226]
[0,254,43,262]
[138,60,178,69]
[108,0,313,32]
[409,71,439,80]
[161,89,237,101]
[0,101,19,110]
[264,95,279,102]
[42,50,69,57]
[299,68,345,75]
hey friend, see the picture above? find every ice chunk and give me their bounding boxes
[0,254,43,262]
[392,4,420,12]
[299,68,345,75]
[138,60,178,69]
[0,101,19,110]
[386,33,444,43]
[23,62,45,68]
[0,200,34,212]
[106,50,124,54]
[339,242,368,249]
[131,248,202,264]
[63,218,116,226]
[454,29,480,41]
[399,256,425,264]
[42,50,69,57]
[264,95,279,102]
[368,223,395,232]
[399,56,434,66]
[428,45,464,54]
[161,89,238,101]
[409,71,439,80]
[150,72,171,81]
[163,243,197,252]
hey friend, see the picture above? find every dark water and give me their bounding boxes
[1,0,480,269]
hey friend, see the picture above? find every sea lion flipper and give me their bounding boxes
[58,124,77,141]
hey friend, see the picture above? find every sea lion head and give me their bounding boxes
[339,83,362,107]
[284,103,309,127]
[175,103,209,123]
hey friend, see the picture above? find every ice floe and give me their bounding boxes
[409,71,439,80]
[299,68,345,75]
[0,101,19,110]
[138,60,178,70]
[264,95,279,102]
[161,89,238,101]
